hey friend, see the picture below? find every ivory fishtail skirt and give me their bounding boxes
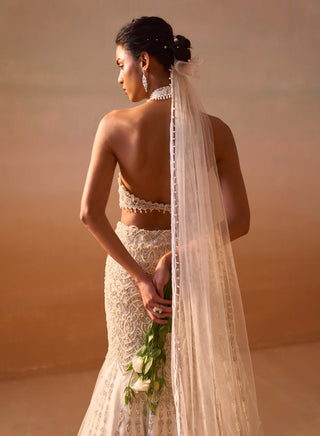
[78,222,177,436]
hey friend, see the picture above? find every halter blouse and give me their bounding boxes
[118,173,171,214]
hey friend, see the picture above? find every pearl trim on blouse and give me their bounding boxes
[118,174,171,214]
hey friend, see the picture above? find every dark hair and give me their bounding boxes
[115,16,191,70]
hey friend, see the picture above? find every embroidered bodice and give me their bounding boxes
[118,173,171,214]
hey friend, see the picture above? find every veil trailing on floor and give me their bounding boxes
[169,57,264,435]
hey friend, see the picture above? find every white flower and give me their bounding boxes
[132,377,151,392]
[132,356,144,373]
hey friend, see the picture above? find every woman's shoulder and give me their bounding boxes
[97,106,143,141]
[207,115,237,162]
[100,105,146,126]
[95,105,150,157]
[208,115,233,135]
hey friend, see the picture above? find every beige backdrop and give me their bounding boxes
[1,0,319,379]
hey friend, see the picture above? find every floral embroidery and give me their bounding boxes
[78,222,177,435]
[118,174,171,214]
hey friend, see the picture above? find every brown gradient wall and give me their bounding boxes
[1,0,319,379]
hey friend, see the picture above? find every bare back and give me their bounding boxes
[105,101,245,231]
[110,100,171,230]
[82,97,248,235]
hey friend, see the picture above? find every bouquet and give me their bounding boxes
[124,270,172,415]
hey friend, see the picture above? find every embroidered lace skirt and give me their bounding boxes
[78,222,177,436]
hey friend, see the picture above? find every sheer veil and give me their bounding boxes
[169,58,264,435]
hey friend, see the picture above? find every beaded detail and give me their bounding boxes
[148,85,172,101]
[118,174,171,214]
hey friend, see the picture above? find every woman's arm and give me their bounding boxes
[80,115,141,279]
[80,113,171,324]
[212,117,250,241]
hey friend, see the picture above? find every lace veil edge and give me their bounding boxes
[169,58,264,436]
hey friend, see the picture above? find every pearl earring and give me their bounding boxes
[142,69,148,93]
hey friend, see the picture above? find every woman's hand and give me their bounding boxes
[137,276,172,325]
[153,253,171,299]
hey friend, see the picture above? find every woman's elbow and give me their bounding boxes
[80,207,91,226]
[79,206,103,226]
[80,209,89,225]
[229,214,250,241]
[241,218,250,236]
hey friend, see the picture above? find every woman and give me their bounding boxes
[78,16,263,436]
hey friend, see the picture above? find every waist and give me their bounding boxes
[115,221,171,249]
[116,221,171,234]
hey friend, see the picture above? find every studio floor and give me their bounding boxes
[0,341,319,436]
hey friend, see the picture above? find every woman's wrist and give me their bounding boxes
[134,270,151,286]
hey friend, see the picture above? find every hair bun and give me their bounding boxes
[116,17,192,69]
[173,34,191,62]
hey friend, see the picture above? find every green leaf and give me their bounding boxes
[136,345,147,356]
[152,323,160,334]
[125,363,133,372]
[143,357,154,374]
[158,331,167,348]
[125,395,129,405]
[151,348,161,358]
[130,388,136,398]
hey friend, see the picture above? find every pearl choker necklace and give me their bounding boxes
[148,85,172,101]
